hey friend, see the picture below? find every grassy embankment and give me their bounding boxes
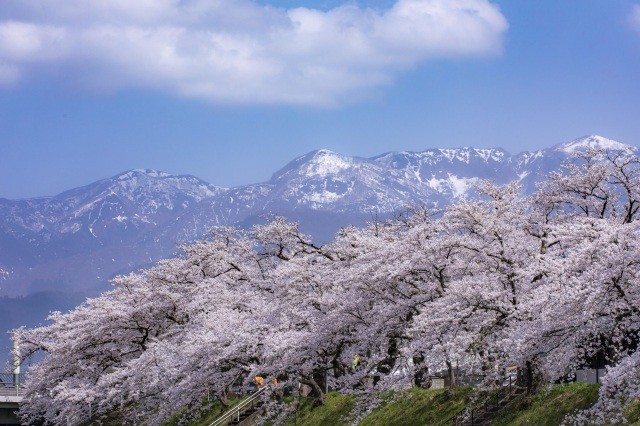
[491,383,599,426]
[180,382,640,425]
[161,399,231,426]
[278,384,595,426]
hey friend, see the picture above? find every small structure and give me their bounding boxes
[429,377,446,389]
[1,336,23,424]
[575,368,607,384]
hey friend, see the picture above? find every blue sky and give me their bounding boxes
[1,0,640,198]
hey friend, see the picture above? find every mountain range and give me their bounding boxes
[0,135,636,298]
[1,134,638,367]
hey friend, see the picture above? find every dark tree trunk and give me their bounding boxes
[446,359,456,388]
[220,391,231,408]
[521,359,544,394]
[312,370,326,394]
[413,354,429,388]
[378,337,399,375]
[301,375,325,406]
[332,359,346,379]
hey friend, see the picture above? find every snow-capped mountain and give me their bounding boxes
[554,135,635,154]
[1,169,223,241]
[0,170,225,295]
[0,135,636,297]
[193,135,636,226]
[182,146,517,232]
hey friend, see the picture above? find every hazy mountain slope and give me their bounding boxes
[1,135,636,297]
[0,170,225,295]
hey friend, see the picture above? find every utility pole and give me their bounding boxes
[12,333,20,388]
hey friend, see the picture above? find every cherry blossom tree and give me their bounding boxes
[16,148,640,424]
[514,149,640,418]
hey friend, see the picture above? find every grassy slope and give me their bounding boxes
[190,383,640,426]
[491,383,599,426]
[269,387,471,426]
[163,399,231,426]
[274,383,598,426]
[280,392,355,426]
[360,387,472,426]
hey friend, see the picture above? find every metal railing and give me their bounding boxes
[0,373,25,400]
[208,386,268,426]
[447,374,522,426]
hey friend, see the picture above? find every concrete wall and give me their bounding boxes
[575,368,607,384]
[0,402,20,425]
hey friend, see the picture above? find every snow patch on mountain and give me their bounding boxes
[111,169,223,204]
[516,150,544,166]
[118,169,172,180]
[431,147,506,164]
[557,135,635,154]
[301,180,355,205]
[300,150,354,178]
[60,222,82,233]
[427,175,444,192]
[440,148,468,163]
[449,175,478,198]
[427,174,477,198]
[476,148,499,162]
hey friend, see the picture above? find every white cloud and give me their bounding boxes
[0,0,508,106]
[632,5,640,33]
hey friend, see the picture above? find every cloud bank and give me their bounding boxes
[0,0,508,106]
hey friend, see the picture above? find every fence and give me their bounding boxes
[0,373,25,397]
[208,386,267,426]
[447,374,523,426]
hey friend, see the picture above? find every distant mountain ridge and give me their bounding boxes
[0,135,636,297]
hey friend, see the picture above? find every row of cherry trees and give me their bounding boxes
[16,149,640,424]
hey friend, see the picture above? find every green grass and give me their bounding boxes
[182,383,640,426]
[182,400,227,426]
[270,384,602,426]
[262,387,472,426]
[281,392,355,426]
[626,400,640,426]
[163,398,236,426]
[491,383,599,426]
[360,387,472,426]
